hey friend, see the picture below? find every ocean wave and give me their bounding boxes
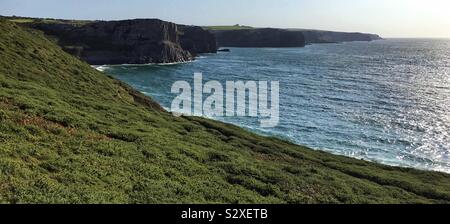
[95,60,195,69]
[92,65,109,72]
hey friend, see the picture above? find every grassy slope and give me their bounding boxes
[3,16,92,26]
[1,19,450,204]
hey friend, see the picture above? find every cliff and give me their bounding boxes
[299,30,382,44]
[210,28,382,47]
[212,28,306,47]
[2,19,450,203]
[12,17,382,62]
[179,25,217,56]
[29,19,216,65]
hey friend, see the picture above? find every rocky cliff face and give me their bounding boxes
[212,28,382,47]
[31,19,216,65]
[179,25,217,56]
[212,28,306,47]
[300,30,382,44]
[28,18,382,64]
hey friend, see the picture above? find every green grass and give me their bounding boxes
[203,25,254,31]
[7,18,36,24]
[1,19,450,204]
[3,16,92,26]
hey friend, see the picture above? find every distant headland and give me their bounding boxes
[206,25,382,47]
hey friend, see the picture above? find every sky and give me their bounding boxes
[1,0,449,38]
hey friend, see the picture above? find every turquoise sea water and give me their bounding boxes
[102,39,450,173]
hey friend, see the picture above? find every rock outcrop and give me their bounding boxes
[212,28,382,47]
[300,30,382,44]
[30,19,216,65]
[179,25,217,56]
[28,18,382,64]
[211,28,306,47]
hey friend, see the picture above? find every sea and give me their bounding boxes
[100,39,450,173]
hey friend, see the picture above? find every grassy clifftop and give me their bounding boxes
[1,19,450,204]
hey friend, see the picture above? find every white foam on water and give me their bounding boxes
[93,60,195,68]
[92,65,109,72]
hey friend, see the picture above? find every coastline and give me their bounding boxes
[91,60,196,72]
[101,41,450,174]
[2,18,450,203]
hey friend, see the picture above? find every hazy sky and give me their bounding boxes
[1,0,449,38]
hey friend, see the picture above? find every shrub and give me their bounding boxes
[0,110,8,121]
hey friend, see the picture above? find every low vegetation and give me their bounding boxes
[3,16,92,26]
[1,19,450,204]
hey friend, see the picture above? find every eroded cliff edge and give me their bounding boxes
[299,30,382,44]
[211,28,306,48]
[29,19,217,65]
[210,28,382,47]
[20,17,382,64]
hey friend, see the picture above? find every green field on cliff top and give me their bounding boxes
[1,19,450,204]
